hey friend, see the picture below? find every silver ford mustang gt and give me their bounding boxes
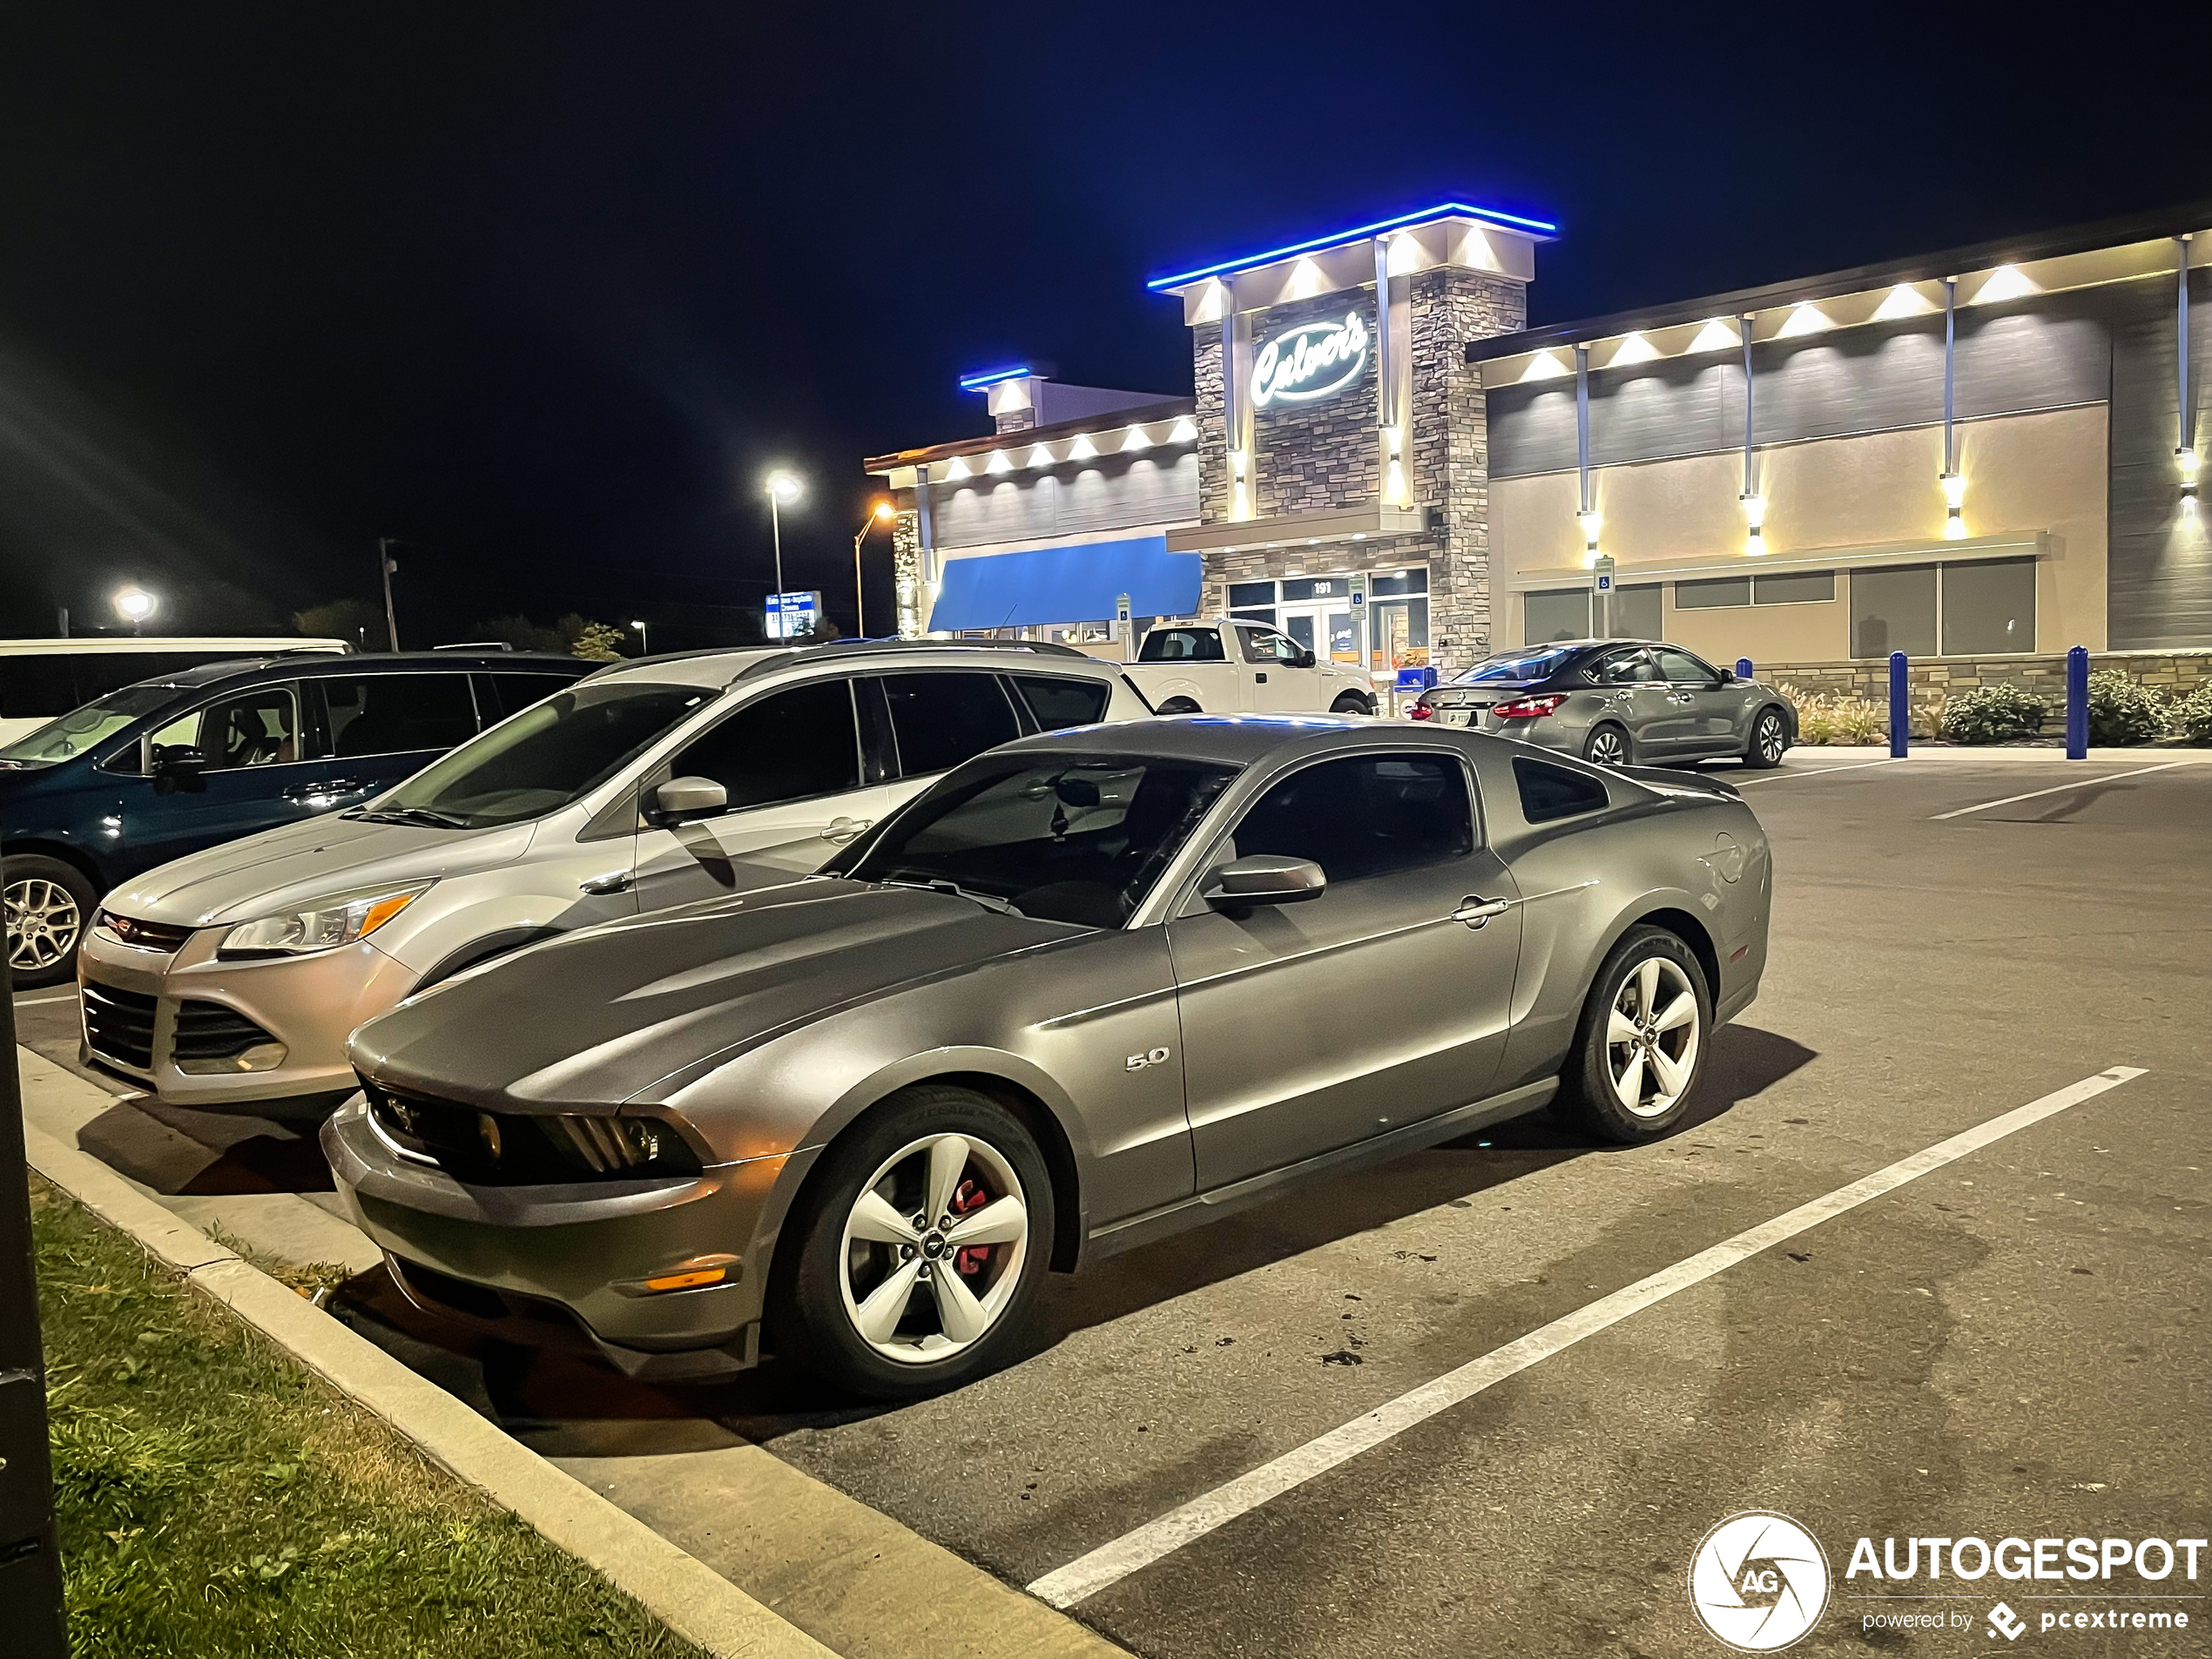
[327,716,1772,1398]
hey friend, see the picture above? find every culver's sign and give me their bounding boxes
[1250,310,1369,408]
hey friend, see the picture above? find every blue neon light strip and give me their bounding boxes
[1144,200,1560,292]
[957,364,1034,390]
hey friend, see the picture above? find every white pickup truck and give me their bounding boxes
[1125,617,1376,716]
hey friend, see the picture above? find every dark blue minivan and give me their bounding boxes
[1,651,591,986]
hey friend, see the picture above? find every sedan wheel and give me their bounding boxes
[1583,725,1629,768]
[1558,926,1710,1142]
[838,1132,1029,1366]
[777,1084,1054,1398]
[1743,707,1789,769]
[3,855,97,988]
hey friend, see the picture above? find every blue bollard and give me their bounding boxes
[1735,656,1754,683]
[2065,644,2088,759]
[1889,651,1909,758]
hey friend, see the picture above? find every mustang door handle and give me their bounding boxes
[579,870,635,895]
[1453,896,1512,927]
[819,816,872,842]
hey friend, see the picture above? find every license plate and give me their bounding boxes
[1436,707,1478,726]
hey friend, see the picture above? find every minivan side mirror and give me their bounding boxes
[1203,854,1328,911]
[650,774,728,825]
[151,744,207,796]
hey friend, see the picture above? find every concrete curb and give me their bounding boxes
[24,1118,838,1659]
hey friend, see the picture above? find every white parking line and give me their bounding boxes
[11,989,81,1008]
[1731,758,1906,786]
[1928,760,2198,819]
[1027,1065,2147,1609]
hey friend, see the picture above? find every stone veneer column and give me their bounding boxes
[1192,320,1230,526]
[891,508,924,637]
[1410,267,1525,669]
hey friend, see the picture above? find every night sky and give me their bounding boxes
[0,5,2199,648]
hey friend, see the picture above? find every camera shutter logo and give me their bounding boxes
[1688,1512,1831,1651]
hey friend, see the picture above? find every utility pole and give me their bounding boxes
[378,538,400,651]
[0,918,71,1656]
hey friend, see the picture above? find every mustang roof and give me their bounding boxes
[999,711,1469,767]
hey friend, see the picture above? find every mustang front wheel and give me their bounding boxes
[1558,926,1710,1142]
[777,1085,1053,1398]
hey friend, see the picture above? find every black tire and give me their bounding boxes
[1742,705,1790,768]
[1555,925,1712,1143]
[4,853,98,989]
[772,1084,1055,1399]
[1157,698,1200,715]
[1581,722,1632,768]
[1330,692,1373,716]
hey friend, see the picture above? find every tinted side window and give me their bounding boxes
[671,679,860,811]
[1514,757,1609,824]
[1592,649,1659,685]
[881,672,1022,776]
[321,673,480,758]
[1229,754,1474,884]
[487,673,575,720]
[1011,674,1111,732]
[1139,628,1225,663]
[1653,648,1719,686]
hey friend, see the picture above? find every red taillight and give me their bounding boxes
[1406,702,1434,720]
[1493,694,1566,719]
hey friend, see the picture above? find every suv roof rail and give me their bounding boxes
[728,637,1094,683]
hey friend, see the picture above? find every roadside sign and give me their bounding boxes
[765,590,821,640]
[1349,572,1366,609]
[1591,556,1616,595]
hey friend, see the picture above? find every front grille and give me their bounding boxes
[82,981,158,1071]
[172,1000,278,1062]
[96,912,195,954]
[361,1079,701,1186]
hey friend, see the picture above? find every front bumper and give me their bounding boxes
[321,1095,791,1379]
[78,925,415,1109]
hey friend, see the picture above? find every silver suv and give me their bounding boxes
[78,642,1150,1111]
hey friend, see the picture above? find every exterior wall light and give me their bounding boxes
[1578,508,1602,564]
[1740,491,1766,556]
[1381,426,1408,506]
[1940,470,1967,539]
[2182,450,2200,518]
[1229,448,1251,521]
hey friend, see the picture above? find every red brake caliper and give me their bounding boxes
[952,1177,990,1276]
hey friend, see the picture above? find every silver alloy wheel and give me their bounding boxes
[1587,727,1628,768]
[1605,956,1699,1118]
[5,877,82,972]
[837,1132,1029,1366]
[1755,711,1787,763]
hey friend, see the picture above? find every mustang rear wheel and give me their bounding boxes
[1557,926,1710,1142]
[4,855,97,988]
[776,1085,1053,1398]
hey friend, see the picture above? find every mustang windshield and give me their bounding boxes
[845,752,1238,928]
[1453,645,1579,685]
[0,685,178,767]
[372,680,715,828]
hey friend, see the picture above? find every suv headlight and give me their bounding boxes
[219,882,434,959]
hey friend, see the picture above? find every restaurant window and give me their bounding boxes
[1369,598,1429,671]
[1850,563,1938,659]
[1754,570,1836,604]
[1604,583,1662,641]
[1675,576,1751,610]
[1369,570,1428,597]
[1280,577,1353,604]
[1227,581,1277,608]
[1525,588,1591,645]
[1940,558,2035,654]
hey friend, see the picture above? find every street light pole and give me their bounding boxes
[852,501,892,638]
[630,618,649,656]
[769,496,786,598]
[377,537,400,651]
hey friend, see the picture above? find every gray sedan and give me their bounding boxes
[327,716,1772,1399]
[1411,640,1797,769]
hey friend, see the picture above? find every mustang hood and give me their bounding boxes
[98,813,538,928]
[348,880,1080,1109]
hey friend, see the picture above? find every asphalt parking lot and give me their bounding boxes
[18,747,2210,1658]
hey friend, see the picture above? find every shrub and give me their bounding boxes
[1779,685,1885,745]
[566,621,629,662]
[2165,684,2212,745]
[2083,669,2165,746]
[1942,682,2047,744]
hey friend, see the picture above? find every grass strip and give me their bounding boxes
[31,1175,711,1659]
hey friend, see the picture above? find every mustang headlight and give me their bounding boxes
[219,882,433,959]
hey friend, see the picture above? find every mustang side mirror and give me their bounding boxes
[151,744,207,796]
[1054,778,1101,807]
[1204,854,1327,911]
[650,774,728,825]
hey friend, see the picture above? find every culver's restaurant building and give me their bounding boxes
[870,199,2212,702]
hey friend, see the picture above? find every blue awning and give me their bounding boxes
[928,536,1202,631]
